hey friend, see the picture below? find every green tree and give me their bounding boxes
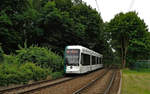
[0,0,28,14]
[0,0,108,58]
[127,30,150,67]
[70,2,104,50]
[107,11,149,68]
[0,10,22,53]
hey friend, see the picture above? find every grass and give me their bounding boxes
[121,69,150,94]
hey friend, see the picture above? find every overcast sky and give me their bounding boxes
[82,0,150,30]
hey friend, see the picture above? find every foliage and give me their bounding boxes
[0,0,107,57]
[0,10,21,53]
[0,0,28,14]
[107,11,149,68]
[0,0,111,86]
[51,72,64,79]
[0,54,50,86]
[16,46,64,72]
[0,45,64,86]
[20,62,48,81]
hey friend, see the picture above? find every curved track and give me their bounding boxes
[73,69,117,94]
[32,69,108,94]
[0,69,116,94]
[0,77,75,94]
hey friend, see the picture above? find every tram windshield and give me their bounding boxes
[65,49,80,66]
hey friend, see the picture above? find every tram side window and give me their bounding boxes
[97,57,99,64]
[95,57,97,64]
[81,53,90,65]
[99,58,101,64]
[92,56,96,65]
[99,58,102,64]
[100,58,101,64]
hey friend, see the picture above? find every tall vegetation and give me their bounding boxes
[0,0,114,86]
[0,0,149,86]
[16,45,64,72]
[0,46,63,86]
[107,12,150,68]
[0,0,109,56]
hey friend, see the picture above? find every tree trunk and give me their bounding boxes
[121,36,128,68]
[122,54,126,68]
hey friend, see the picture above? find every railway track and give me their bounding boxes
[30,69,108,94]
[30,69,107,94]
[73,69,117,94]
[0,69,116,94]
[0,77,75,94]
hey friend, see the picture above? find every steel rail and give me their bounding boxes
[0,79,52,93]
[22,69,105,94]
[20,77,76,94]
[104,70,116,94]
[0,77,75,94]
[0,69,105,94]
[73,69,109,94]
[21,69,104,94]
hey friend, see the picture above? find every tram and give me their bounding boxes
[64,45,103,74]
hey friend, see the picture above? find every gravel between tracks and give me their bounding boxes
[2,77,72,94]
[79,70,114,94]
[108,69,121,94]
[32,69,107,94]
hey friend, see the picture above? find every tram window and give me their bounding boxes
[100,58,102,64]
[95,57,96,64]
[65,49,80,66]
[95,57,97,64]
[92,56,96,65]
[81,53,90,65]
[97,57,99,64]
[99,58,101,64]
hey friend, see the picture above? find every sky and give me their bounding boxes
[82,0,150,30]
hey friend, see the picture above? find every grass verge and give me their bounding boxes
[121,69,150,94]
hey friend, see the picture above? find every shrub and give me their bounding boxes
[0,46,64,86]
[3,54,20,65]
[51,72,63,79]
[20,62,49,81]
[0,62,21,86]
[0,54,51,86]
[0,62,51,86]
[16,46,64,72]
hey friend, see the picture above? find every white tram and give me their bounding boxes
[64,45,103,74]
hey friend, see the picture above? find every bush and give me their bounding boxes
[0,62,51,86]
[0,46,64,86]
[0,54,51,86]
[3,54,19,65]
[0,62,21,86]
[51,72,64,79]
[20,63,49,81]
[16,46,64,72]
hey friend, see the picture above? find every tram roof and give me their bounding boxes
[66,45,103,57]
